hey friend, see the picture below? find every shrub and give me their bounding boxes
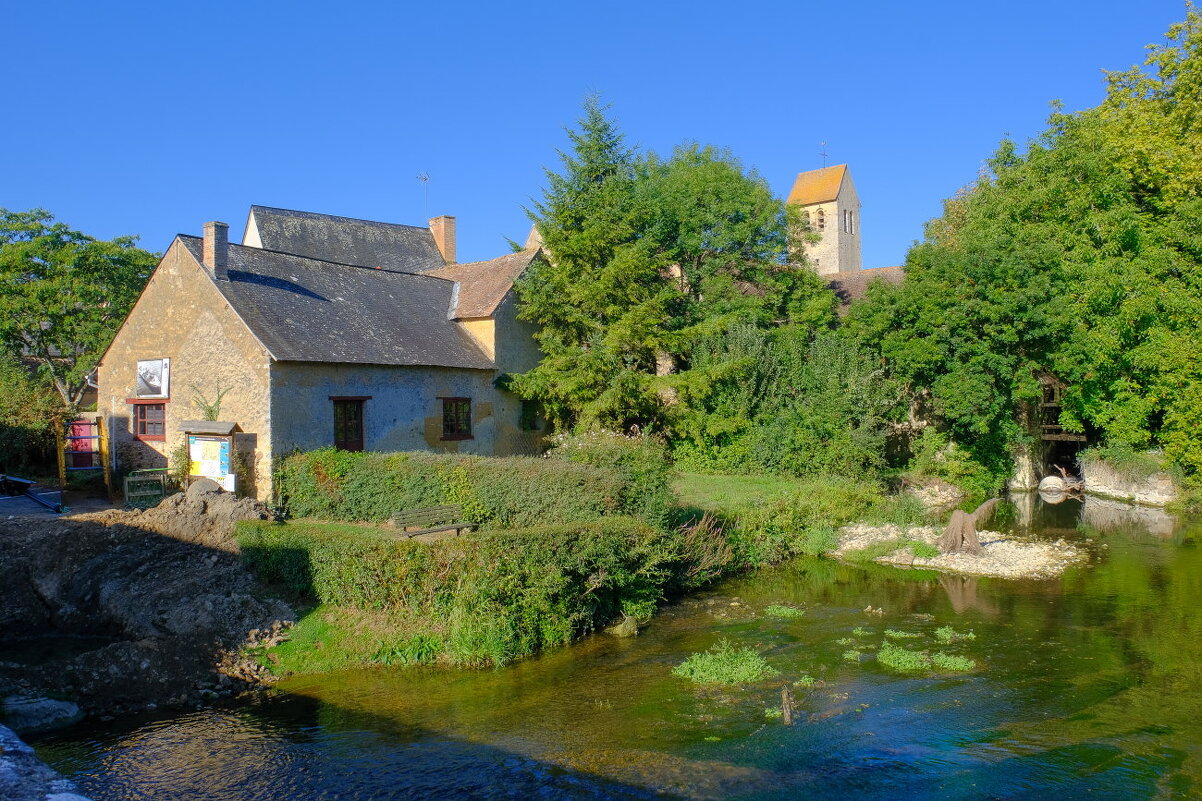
[274,448,639,526]
[904,428,1000,501]
[237,516,675,667]
[0,353,60,475]
[546,430,675,526]
[1079,444,1172,483]
[672,639,779,685]
[729,478,923,566]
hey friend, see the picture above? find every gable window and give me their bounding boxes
[132,402,166,441]
[331,397,368,452]
[441,397,472,440]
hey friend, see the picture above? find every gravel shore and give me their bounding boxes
[834,524,1088,579]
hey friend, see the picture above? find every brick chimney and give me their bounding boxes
[203,221,229,281]
[429,215,456,264]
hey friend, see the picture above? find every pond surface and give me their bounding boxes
[33,497,1202,799]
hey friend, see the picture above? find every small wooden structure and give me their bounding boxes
[181,421,240,492]
[123,469,170,509]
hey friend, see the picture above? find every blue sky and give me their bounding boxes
[1,1,1189,269]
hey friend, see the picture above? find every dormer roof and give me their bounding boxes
[429,250,540,319]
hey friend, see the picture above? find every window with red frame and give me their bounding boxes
[134,403,165,440]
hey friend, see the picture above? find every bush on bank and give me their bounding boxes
[545,430,675,526]
[237,516,676,667]
[274,448,630,527]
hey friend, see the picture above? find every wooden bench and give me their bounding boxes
[391,504,476,538]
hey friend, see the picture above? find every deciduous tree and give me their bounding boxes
[0,208,157,410]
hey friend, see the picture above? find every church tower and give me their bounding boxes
[787,164,862,276]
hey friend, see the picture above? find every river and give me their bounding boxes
[31,496,1202,799]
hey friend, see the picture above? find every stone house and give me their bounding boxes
[787,164,863,276]
[97,206,545,501]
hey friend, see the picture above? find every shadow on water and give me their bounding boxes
[35,693,668,800]
[28,495,1202,800]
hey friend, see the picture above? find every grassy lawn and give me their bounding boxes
[672,472,814,514]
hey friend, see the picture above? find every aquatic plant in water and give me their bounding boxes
[764,604,805,619]
[672,639,779,685]
[884,629,922,639]
[876,642,930,672]
[842,649,862,662]
[793,674,817,688]
[934,625,976,643]
[836,637,854,645]
[930,652,975,671]
[852,627,870,637]
[877,641,975,674]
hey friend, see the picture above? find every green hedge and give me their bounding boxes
[237,517,675,666]
[274,448,636,526]
[545,430,674,526]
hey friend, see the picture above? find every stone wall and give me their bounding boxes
[490,291,545,455]
[97,241,274,498]
[270,362,511,464]
[1081,458,1179,507]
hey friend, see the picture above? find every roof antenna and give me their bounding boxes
[416,172,430,216]
[819,142,828,169]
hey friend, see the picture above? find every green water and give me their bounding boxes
[34,498,1202,799]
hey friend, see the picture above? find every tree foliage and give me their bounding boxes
[514,98,836,435]
[848,9,1202,480]
[0,209,157,410]
[0,351,61,473]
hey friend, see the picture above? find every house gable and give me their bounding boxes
[97,238,275,496]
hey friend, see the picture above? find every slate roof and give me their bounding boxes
[828,265,905,312]
[246,206,445,273]
[428,250,539,319]
[179,236,493,370]
[787,164,848,206]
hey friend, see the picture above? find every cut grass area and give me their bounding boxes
[256,604,439,675]
[672,472,815,514]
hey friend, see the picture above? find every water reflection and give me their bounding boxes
[34,497,1202,800]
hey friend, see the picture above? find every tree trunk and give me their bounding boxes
[938,498,1000,555]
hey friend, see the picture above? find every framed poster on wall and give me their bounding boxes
[188,434,236,492]
[136,358,170,398]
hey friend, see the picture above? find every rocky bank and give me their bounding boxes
[0,480,293,724]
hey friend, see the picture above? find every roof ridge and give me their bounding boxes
[249,204,433,233]
[180,234,456,283]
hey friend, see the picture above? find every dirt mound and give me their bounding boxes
[0,484,292,720]
[74,478,270,552]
